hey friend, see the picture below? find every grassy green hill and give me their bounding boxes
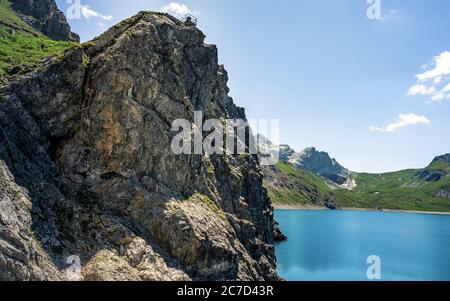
[264,155,450,212]
[263,161,336,208]
[335,170,450,212]
[0,0,76,79]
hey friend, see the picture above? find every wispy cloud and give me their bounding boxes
[80,5,113,21]
[380,9,397,22]
[160,2,198,19]
[407,51,450,102]
[370,113,431,133]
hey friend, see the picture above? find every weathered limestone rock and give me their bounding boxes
[0,12,281,280]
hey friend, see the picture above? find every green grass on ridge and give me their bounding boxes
[0,0,77,78]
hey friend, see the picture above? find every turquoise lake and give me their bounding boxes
[274,209,450,281]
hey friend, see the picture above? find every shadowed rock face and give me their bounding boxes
[0,12,280,280]
[11,0,79,41]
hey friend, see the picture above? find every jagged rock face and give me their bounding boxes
[288,147,349,183]
[11,0,79,41]
[0,12,280,280]
[0,162,63,280]
[279,144,295,162]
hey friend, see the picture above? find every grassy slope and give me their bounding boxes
[337,170,450,212]
[0,0,42,34]
[264,161,334,206]
[266,160,450,212]
[0,0,76,78]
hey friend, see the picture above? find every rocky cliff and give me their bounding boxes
[10,0,79,41]
[0,11,281,280]
[283,146,350,184]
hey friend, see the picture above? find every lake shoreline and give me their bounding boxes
[273,204,450,216]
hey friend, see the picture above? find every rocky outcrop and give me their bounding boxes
[417,170,445,182]
[11,0,79,41]
[416,154,450,182]
[272,221,287,241]
[0,12,280,280]
[286,147,349,184]
[437,188,450,200]
[323,198,338,210]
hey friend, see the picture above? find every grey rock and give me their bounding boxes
[0,12,280,280]
[287,147,349,184]
[417,170,445,182]
[324,198,338,210]
[436,188,450,200]
[0,161,62,280]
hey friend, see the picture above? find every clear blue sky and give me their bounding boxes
[57,0,450,173]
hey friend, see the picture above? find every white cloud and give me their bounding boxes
[380,9,397,22]
[370,113,431,133]
[416,51,450,82]
[407,51,450,102]
[160,2,198,19]
[407,84,435,96]
[443,83,450,92]
[80,5,113,21]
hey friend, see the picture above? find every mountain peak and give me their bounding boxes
[256,135,350,184]
[302,146,317,153]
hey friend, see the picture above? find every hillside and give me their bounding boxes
[0,0,76,80]
[264,155,450,212]
[9,0,79,41]
[263,161,337,209]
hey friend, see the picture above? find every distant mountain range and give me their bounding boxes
[279,145,351,185]
[259,136,450,212]
[258,135,352,185]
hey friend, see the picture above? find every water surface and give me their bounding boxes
[275,209,450,280]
